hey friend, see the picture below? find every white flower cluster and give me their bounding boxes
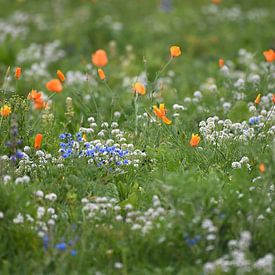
[204,231,274,274]
[15,148,64,176]
[82,195,166,235]
[13,190,58,237]
[202,219,217,251]
[231,156,250,169]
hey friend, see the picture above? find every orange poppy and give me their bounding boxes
[212,0,222,4]
[15,67,21,79]
[189,134,201,147]
[254,94,261,104]
[219,58,225,68]
[263,49,275,62]
[0,105,12,117]
[34,133,43,149]
[170,46,181,58]
[28,89,47,110]
[97,68,106,80]
[57,70,66,82]
[153,104,172,124]
[272,94,275,104]
[259,163,265,173]
[133,82,146,95]
[46,79,63,93]
[91,49,108,67]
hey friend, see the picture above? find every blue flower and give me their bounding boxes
[71,249,77,256]
[56,242,67,251]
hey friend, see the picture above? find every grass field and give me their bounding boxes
[0,0,275,274]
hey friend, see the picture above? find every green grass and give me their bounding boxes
[0,0,275,274]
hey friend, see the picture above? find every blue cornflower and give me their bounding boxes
[56,242,67,251]
[59,133,66,139]
[71,249,77,256]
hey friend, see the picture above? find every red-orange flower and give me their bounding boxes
[46,79,63,93]
[153,104,172,125]
[97,68,106,80]
[133,82,146,95]
[189,134,201,147]
[0,105,12,117]
[212,0,222,4]
[57,70,66,82]
[219,58,225,68]
[92,49,108,67]
[254,93,261,104]
[263,49,275,62]
[28,89,47,110]
[272,94,275,104]
[259,163,265,173]
[34,133,43,149]
[170,46,181,58]
[15,67,21,79]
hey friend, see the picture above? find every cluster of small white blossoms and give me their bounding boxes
[202,4,269,23]
[199,105,275,145]
[231,156,250,170]
[82,195,166,235]
[76,117,147,171]
[204,231,274,274]
[66,64,97,87]
[2,174,30,185]
[13,190,58,238]
[0,10,44,43]
[16,40,65,79]
[15,146,64,176]
[201,219,218,252]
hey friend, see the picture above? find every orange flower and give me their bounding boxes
[219,58,225,68]
[91,49,108,67]
[189,134,201,147]
[263,49,275,62]
[0,105,12,117]
[254,93,261,104]
[272,94,275,104]
[97,68,106,80]
[212,0,222,4]
[15,67,21,79]
[46,79,63,93]
[153,104,172,125]
[259,163,265,173]
[28,89,47,110]
[170,46,181,58]
[57,70,66,82]
[34,133,43,149]
[133,82,146,95]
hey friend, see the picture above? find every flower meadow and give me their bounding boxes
[0,0,274,274]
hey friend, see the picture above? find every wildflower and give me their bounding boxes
[46,79,63,93]
[28,89,47,110]
[133,82,146,95]
[57,70,66,82]
[259,163,265,173]
[272,94,275,104]
[189,134,201,147]
[170,46,181,58]
[15,67,21,79]
[34,133,43,149]
[219,58,225,68]
[91,49,108,67]
[211,0,222,4]
[0,105,12,117]
[97,68,106,80]
[153,104,172,124]
[263,49,275,62]
[254,94,261,104]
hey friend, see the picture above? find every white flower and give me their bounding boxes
[232,162,242,169]
[0,212,4,219]
[114,262,123,269]
[35,190,44,198]
[3,175,11,184]
[13,213,24,224]
[45,193,57,201]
